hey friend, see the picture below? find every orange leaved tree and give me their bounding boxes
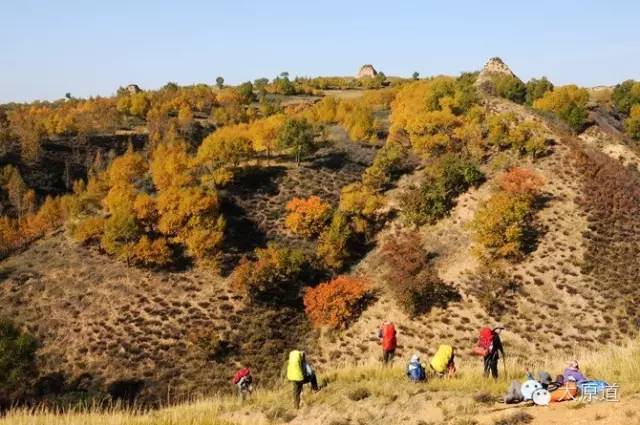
[284,196,331,238]
[303,275,371,329]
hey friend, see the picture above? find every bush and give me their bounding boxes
[303,276,371,329]
[284,196,332,238]
[611,80,640,115]
[533,85,590,132]
[399,154,483,226]
[0,318,38,404]
[131,236,172,267]
[362,141,408,190]
[71,216,105,243]
[467,266,521,319]
[380,233,459,316]
[231,244,307,303]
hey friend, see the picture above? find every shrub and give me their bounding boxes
[71,216,105,243]
[467,266,521,319]
[380,233,459,316]
[611,79,640,115]
[0,318,38,404]
[231,244,307,303]
[533,85,590,132]
[303,276,371,329]
[100,211,140,263]
[338,182,385,237]
[362,141,408,190]
[284,196,332,238]
[497,167,544,196]
[316,212,353,271]
[131,236,172,267]
[399,154,483,226]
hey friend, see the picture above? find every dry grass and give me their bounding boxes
[4,340,638,425]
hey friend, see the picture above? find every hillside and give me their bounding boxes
[3,340,639,425]
[2,60,640,414]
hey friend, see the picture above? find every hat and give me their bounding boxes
[538,371,552,385]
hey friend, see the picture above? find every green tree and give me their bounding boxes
[612,80,640,115]
[0,317,38,403]
[412,71,420,80]
[237,81,256,103]
[493,75,527,104]
[277,118,315,166]
[525,77,554,105]
[215,76,225,89]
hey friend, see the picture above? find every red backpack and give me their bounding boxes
[232,367,251,384]
[381,322,397,351]
[472,327,494,356]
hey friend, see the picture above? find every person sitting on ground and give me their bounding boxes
[287,350,319,409]
[232,366,253,401]
[525,368,553,389]
[406,354,426,382]
[378,320,397,365]
[563,360,587,383]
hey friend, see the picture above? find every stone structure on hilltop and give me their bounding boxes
[357,64,378,79]
[126,84,142,94]
[475,57,519,88]
[481,57,516,77]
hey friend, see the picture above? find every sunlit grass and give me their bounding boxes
[2,341,639,425]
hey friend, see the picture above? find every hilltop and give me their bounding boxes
[2,59,640,413]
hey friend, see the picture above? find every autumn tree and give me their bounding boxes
[316,212,353,271]
[231,244,307,303]
[470,168,543,261]
[625,105,640,140]
[303,276,371,329]
[533,85,589,132]
[285,196,332,238]
[197,125,254,187]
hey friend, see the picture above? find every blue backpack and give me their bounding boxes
[408,361,426,381]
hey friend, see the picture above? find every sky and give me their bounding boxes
[1,0,639,103]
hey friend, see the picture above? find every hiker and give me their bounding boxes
[562,360,587,383]
[378,320,397,365]
[478,327,504,379]
[287,350,319,409]
[406,354,426,382]
[232,367,253,401]
[429,344,456,378]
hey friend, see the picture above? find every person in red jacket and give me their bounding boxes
[378,320,397,365]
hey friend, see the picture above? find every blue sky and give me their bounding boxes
[1,0,639,102]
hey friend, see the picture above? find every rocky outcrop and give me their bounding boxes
[357,64,377,79]
[475,57,519,89]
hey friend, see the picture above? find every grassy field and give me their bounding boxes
[3,340,639,425]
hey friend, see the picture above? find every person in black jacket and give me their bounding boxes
[483,327,505,379]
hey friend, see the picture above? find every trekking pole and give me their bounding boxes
[502,355,508,380]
